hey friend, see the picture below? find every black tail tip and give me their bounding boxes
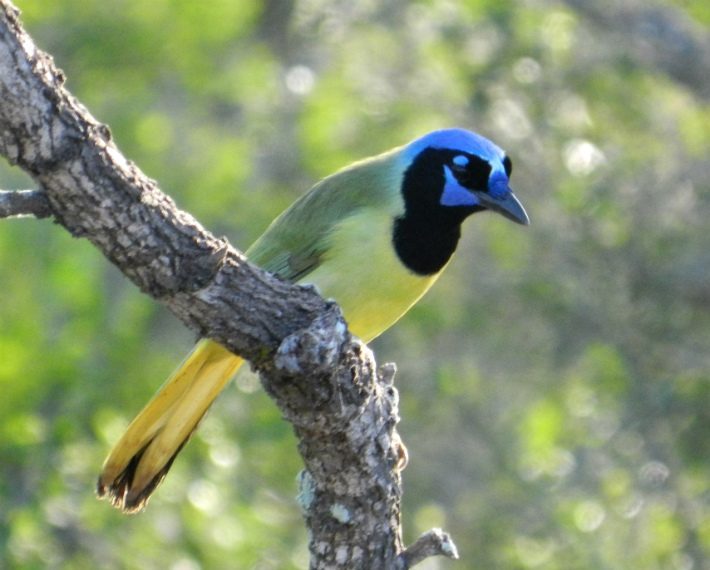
[96,444,183,514]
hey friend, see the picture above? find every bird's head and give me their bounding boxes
[388,128,529,275]
[401,128,529,226]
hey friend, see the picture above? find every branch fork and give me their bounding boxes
[0,1,458,567]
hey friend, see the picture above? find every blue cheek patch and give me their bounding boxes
[440,166,479,207]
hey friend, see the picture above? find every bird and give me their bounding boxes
[96,128,529,513]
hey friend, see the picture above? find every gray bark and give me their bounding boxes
[0,188,51,218]
[0,1,457,568]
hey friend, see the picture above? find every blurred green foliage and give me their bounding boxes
[1,0,708,568]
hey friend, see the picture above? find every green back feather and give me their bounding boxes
[246,147,405,283]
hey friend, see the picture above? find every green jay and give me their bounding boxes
[98,128,529,512]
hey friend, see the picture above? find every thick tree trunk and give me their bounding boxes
[0,2,457,567]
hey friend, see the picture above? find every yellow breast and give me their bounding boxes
[301,209,442,342]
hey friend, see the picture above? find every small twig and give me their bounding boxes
[0,189,52,219]
[398,528,459,568]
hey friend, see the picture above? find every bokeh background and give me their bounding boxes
[1,1,708,568]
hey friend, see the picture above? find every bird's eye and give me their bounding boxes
[447,153,491,191]
[502,155,512,177]
[451,155,469,171]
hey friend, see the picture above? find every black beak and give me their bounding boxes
[474,188,530,225]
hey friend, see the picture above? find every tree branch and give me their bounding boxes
[0,188,51,218]
[0,1,456,567]
[398,529,460,568]
[0,0,321,365]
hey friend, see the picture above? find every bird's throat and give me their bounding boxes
[392,215,463,276]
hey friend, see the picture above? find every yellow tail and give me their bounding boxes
[97,339,243,513]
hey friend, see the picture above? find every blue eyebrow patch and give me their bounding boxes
[453,155,469,168]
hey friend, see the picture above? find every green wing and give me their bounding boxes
[246,148,404,283]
